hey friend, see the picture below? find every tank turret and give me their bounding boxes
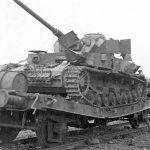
[14,0,139,74]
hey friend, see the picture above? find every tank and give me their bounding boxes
[8,0,146,107]
[0,0,149,147]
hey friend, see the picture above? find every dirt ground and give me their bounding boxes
[77,128,150,150]
[1,124,150,150]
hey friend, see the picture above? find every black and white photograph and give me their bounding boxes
[0,0,150,149]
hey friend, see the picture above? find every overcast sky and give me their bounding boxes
[0,0,150,77]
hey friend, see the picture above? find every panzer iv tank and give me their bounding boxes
[0,0,148,147]
[8,0,146,108]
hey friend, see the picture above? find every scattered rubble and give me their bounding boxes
[77,128,150,150]
[85,137,100,145]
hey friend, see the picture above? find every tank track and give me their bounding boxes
[64,66,91,105]
[64,65,146,108]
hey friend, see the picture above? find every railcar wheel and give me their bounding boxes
[129,113,139,129]
[0,127,19,144]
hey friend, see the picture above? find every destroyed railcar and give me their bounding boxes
[0,0,149,147]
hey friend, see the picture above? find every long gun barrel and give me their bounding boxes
[13,0,64,38]
[13,0,84,63]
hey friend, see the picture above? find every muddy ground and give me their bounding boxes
[78,128,150,150]
[1,124,150,150]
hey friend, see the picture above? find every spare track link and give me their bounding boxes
[64,66,83,98]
